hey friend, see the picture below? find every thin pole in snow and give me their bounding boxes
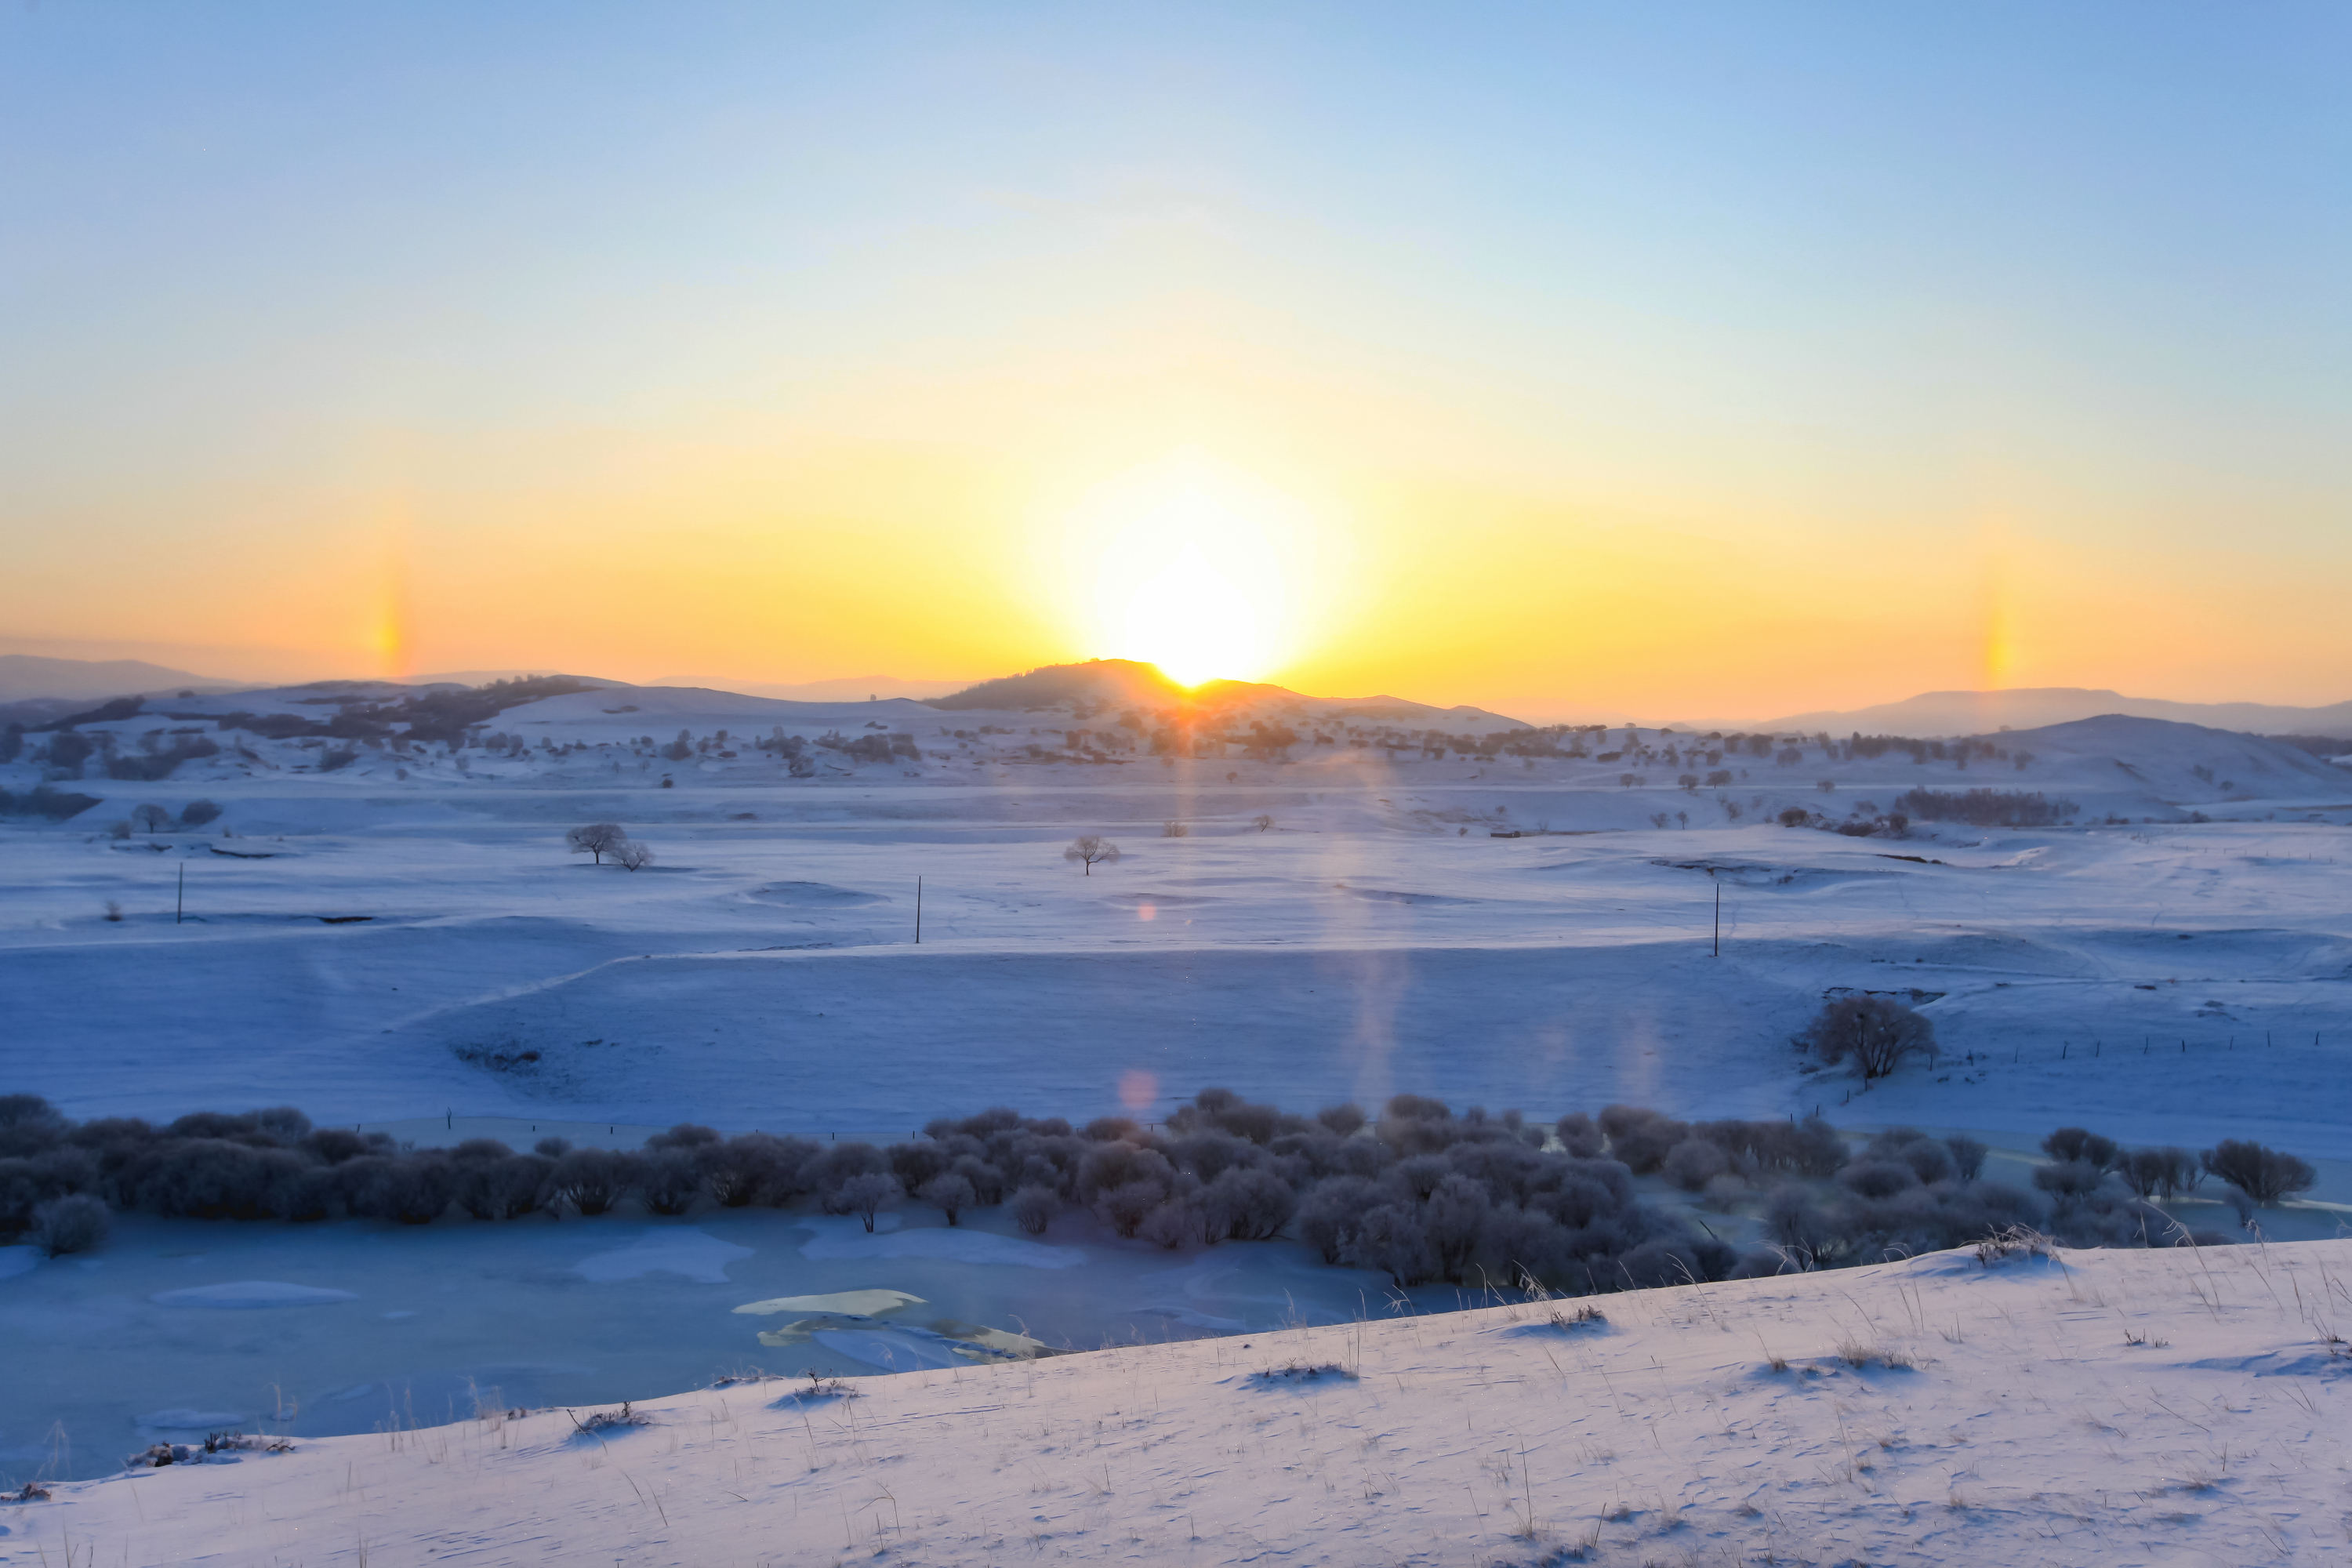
[176,862,184,924]
[1711,883,1720,957]
[916,876,923,944]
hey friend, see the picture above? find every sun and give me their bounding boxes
[1110,501,1276,686]
[1063,459,1315,688]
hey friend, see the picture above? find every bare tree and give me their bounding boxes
[1064,835,1120,875]
[1800,996,1936,1080]
[613,840,656,872]
[837,1172,902,1232]
[1161,820,1189,838]
[131,804,171,834]
[1252,814,1274,833]
[567,822,628,865]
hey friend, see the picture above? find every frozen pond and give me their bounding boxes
[0,1205,1398,1482]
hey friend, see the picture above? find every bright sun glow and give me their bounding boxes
[1059,458,1321,687]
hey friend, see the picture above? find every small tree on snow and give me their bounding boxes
[837,1172,902,1232]
[131,804,171,834]
[1065,835,1120,876]
[1800,995,1936,1080]
[568,822,627,864]
[613,840,655,872]
[1252,814,1274,833]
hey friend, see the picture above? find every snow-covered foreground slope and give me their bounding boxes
[19,1239,2350,1567]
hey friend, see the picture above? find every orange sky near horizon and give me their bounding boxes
[10,392,2344,724]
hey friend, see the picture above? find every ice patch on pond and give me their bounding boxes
[136,1408,249,1430]
[797,1228,1085,1269]
[0,1246,39,1281]
[151,1282,358,1308]
[733,1288,924,1318]
[572,1229,754,1284]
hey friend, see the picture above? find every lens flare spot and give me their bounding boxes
[1117,1069,1158,1110]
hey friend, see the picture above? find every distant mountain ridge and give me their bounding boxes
[0,654,243,705]
[1675,687,2352,740]
[930,659,1529,729]
[9,653,2344,741]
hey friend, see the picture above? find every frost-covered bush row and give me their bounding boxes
[1893,786,2080,827]
[0,1091,2281,1287]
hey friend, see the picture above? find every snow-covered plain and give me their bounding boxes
[5,683,2350,1552]
[14,1238,2352,1566]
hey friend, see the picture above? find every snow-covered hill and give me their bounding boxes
[18,1237,2348,1566]
[1681,686,2352,740]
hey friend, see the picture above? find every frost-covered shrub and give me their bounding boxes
[32,1193,109,1256]
[1141,1199,1203,1249]
[1377,1094,1458,1156]
[296,1128,373,1166]
[1552,1112,1604,1160]
[2115,1146,2199,1200]
[2201,1140,2316,1205]
[1943,1134,1989,1181]
[139,1141,300,1221]
[1596,1105,1686,1173]
[1315,1102,1367,1138]
[1171,1087,1289,1144]
[0,1094,68,1145]
[1011,1185,1060,1235]
[1866,1128,1955,1185]
[1093,1178,1164,1238]
[1421,1174,1490,1282]
[1663,1138,1730,1192]
[647,1123,720,1151]
[920,1173,975,1226]
[1075,1142,1174,1203]
[1201,1165,1295,1242]
[1344,1202,1441,1287]
[1894,787,2076,827]
[2042,1127,2118,1169]
[835,1172,901,1232]
[640,1150,706,1215]
[705,1134,811,1207]
[2031,1160,2108,1200]
[888,1140,953,1194]
[1838,1161,1918,1200]
[950,1155,1007,1205]
[549,1149,639,1217]
[456,1155,550,1221]
[346,1156,456,1225]
[1295,1176,1377,1263]
[811,1142,890,1212]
